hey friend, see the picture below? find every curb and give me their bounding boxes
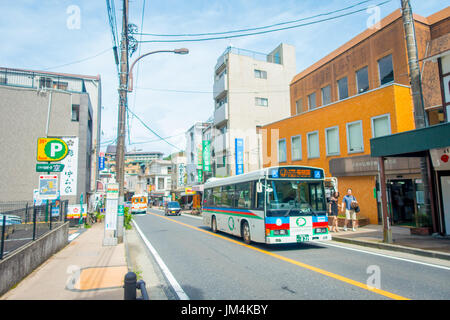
[332,236,450,261]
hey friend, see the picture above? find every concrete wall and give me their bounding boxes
[0,222,69,297]
[0,85,92,204]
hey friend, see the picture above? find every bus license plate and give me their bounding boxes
[297,235,310,242]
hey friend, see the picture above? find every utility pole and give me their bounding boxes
[400,0,432,228]
[116,0,129,243]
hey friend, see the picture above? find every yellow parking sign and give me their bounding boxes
[37,138,68,162]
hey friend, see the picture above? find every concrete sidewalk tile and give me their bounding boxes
[1,222,128,300]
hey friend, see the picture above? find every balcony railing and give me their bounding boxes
[0,68,85,93]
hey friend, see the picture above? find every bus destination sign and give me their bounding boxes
[270,167,323,179]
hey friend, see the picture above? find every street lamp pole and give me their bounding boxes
[128,48,189,92]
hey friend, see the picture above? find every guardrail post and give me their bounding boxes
[124,272,137,300]
[32,205,37,241]
[25,203,29,224]
[136,280,149,300]
[1,215,6,259]
[49,202,53,231]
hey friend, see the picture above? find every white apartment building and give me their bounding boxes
[211,44,296,177]
[145,159,172,204]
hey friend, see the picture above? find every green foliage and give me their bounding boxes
[124,206,132,230]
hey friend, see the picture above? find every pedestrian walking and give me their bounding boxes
[328,191,340,232]
[341,188,358,231]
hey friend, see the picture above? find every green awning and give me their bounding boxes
[370,122,450,157]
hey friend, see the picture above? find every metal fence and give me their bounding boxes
[0,200,68,259]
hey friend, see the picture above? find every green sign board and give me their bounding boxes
[118,204,124,217]
[198,169,203,183]
[202,140,211,172]
[36,163,65,172]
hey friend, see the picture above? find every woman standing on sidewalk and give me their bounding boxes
[328,191,340,232]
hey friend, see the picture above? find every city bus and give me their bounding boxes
[202,166,331,244]
[131,193,148,215]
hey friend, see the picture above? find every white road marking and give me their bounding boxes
[317,240,450,271]
[68,233,80,241]
[132,220,190,300]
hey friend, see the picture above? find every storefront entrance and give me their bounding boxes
[387,179,416,226]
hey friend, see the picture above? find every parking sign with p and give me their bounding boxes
[37,138,68,162]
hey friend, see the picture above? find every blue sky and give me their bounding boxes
[0,0,447,156]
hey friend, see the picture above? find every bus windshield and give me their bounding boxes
[266,180,326,216]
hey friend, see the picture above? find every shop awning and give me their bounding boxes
[370,122,450,158]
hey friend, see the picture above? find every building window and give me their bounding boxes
[255,97,268,107]
[371,114,391,137]
[325,126,340,156]
[337,77,349,100]
[378,54,394,86]
[308,92,316,110]
[346,120,364,153]
[307,131,320,159]
[295,98,303,114]
[321,85,331,106]
[356,66,369,93]
[215,96,227,109]
[254,69,267,79]
[291,135,302,161]
[71,104,80,121]
[278,139,287,163]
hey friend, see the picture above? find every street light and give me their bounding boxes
[128,48,189,92]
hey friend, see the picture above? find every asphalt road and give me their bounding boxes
[133,208,450,300]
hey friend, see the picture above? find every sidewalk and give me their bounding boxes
[1,222,128,300]
[330,224,450,260]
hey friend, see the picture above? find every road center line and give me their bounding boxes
[132,219,190,300]
[146,211,410,300]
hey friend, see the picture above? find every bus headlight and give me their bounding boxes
[273,229,288,236]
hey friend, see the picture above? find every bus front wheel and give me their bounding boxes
[242,221,251,244]
[211,216,218,233]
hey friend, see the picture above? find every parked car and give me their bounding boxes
[164,201,181,216]
[0,214,22,226]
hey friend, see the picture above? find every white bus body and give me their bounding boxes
[202,166,331,245]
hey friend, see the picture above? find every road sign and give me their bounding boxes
[37,138,68,162]
[38,175,59,200]
[36,163,65,172]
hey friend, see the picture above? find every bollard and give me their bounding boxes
[124,272,137,300]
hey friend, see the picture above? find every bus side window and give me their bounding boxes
[254,181,264,209]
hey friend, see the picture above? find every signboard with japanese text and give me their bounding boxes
[38,175,59,200]
[235,138,244,175]
[60,137,78,196]
[197,143,203,170]
[430,147,450,171]
[202,140,211,172]
[178,163,185,187]
[66,204,87,219]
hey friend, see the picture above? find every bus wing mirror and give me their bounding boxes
[257,182,263,193]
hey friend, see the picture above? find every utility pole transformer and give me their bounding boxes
[400,0,432,228]
[115,0,129,243]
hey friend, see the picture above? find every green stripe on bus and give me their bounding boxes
[204,210,263,220]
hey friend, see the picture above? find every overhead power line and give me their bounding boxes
[40,47,112,71]
[137,0,392,43]
[126,106,183,151]
[137,0,374,37]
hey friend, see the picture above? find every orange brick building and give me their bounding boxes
[261,8,450,225]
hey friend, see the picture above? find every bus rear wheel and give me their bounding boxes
[211,216,217,233]
[242,221,251,244]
